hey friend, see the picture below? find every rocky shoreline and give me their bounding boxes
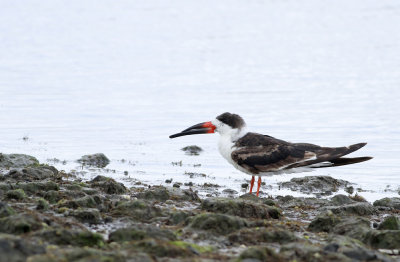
[0,153,399,262]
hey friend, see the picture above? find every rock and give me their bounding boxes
[308,211,342,233]
[4,167,57,182]
[280,242,352,262]
[109,225,177,243]
[128,239,194,258]
[373,197,400,209]
[330,194,355,205]
[27,246,125,262]
[367,230,400,249]
[0,233,46,262]
[69,208,102,224]
[325,235,392,262]
[172,183,181,188]
[279,176,349,195]
[0,213,43,234]
[62,195,102,209]
[112,200,164,221]
[167,210,192,225]
[181,145,203,155]
[34,229,104,247]
[189,213,248,235]
[228,227,299,245]
[378,216,400,230]
[238,246,282,262]
[324,202,376,216]
[36,198,49,210]
[136,186,200,202]
[77,153,110,168]
[276,195,329,209]
[222,188,238,195]
[6,189,26,200]
[0,202,15,218]
[201,198,281,219]
[17,181,59,195]
[89,175,127,194]
[332,216,372,242]
[0,153,39,168]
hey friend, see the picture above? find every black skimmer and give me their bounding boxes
[169,112,372,197]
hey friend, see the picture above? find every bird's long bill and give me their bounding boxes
[169,121,216,139]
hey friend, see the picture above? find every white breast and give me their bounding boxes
[218,134,253,175]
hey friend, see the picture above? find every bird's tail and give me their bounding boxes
[312,156,373,168]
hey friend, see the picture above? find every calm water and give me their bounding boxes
[1,0,399,201]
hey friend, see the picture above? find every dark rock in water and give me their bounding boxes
[330,194,355,205]
[0,153,39,168]
[228,227,299,245]
[222,188,238,195]
[165,178,173,183]
[181,145,203,155]
[0,213,43,234]
[190,213,248,235]
[136,186,200,202]
[201,198,281,219]
[77,153,110,168]
[89,175,127,194]
[172,182,181,188]
[109,225,177,243]
[112,200,164,221]
[6,189,26,200]
[69,208,102,224]
[324,202,376,216]
[367,230,400,249]
[4,167,57,182]
[378,215,400,230]
[61,195,102,209]
[373,197,400,209]
[241,183,248,189]
[308,211,342,233]
[0,202,15,218]
[238,246,282,262]
[279,176,350,195]
[34,229,104,247]
[0,234,46,262]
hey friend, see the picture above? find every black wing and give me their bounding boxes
[231,133,371,174]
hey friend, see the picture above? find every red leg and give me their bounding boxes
[256,176,262,197]
[249,176,255,194]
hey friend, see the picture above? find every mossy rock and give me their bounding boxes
[308,211,342,233]
[128,239,194,258]
[6,188,26,200]
[367,230,400,249]
[238,246,282,262]
[17,181,59,195]
[169,241,214,254]
[109,226,176,243]
[0,233,46,262]
[167,210,192,225]
[0,213,43,234]
[136,186,200,202]
[373,197,400,209]
[0,202,15,218]
[229,227,299,245]
[378,215,400,230]
[5,167,56,182]
[112,200,164,221]
[190,213,248,235]
[324,202,376,216]
[280,242,352,262]
[201,197,281,219]
[69,208,102,224]
[62,195,102,209]
[36,198,49,211]
[34,229,104,247]
[0,153,39,168]
[89,175,127,194]
[77,153,110,168]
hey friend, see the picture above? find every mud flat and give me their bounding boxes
[0,153,399,262]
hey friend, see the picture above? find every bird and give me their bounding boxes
[169,112,372,197]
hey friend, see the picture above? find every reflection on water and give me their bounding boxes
[0,0,399,201]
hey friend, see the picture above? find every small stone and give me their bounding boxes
[77,153,110,168]
[165,179,173,183]
[181,145,203,155]
[173,183,181,188]
[241,183,248,189]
